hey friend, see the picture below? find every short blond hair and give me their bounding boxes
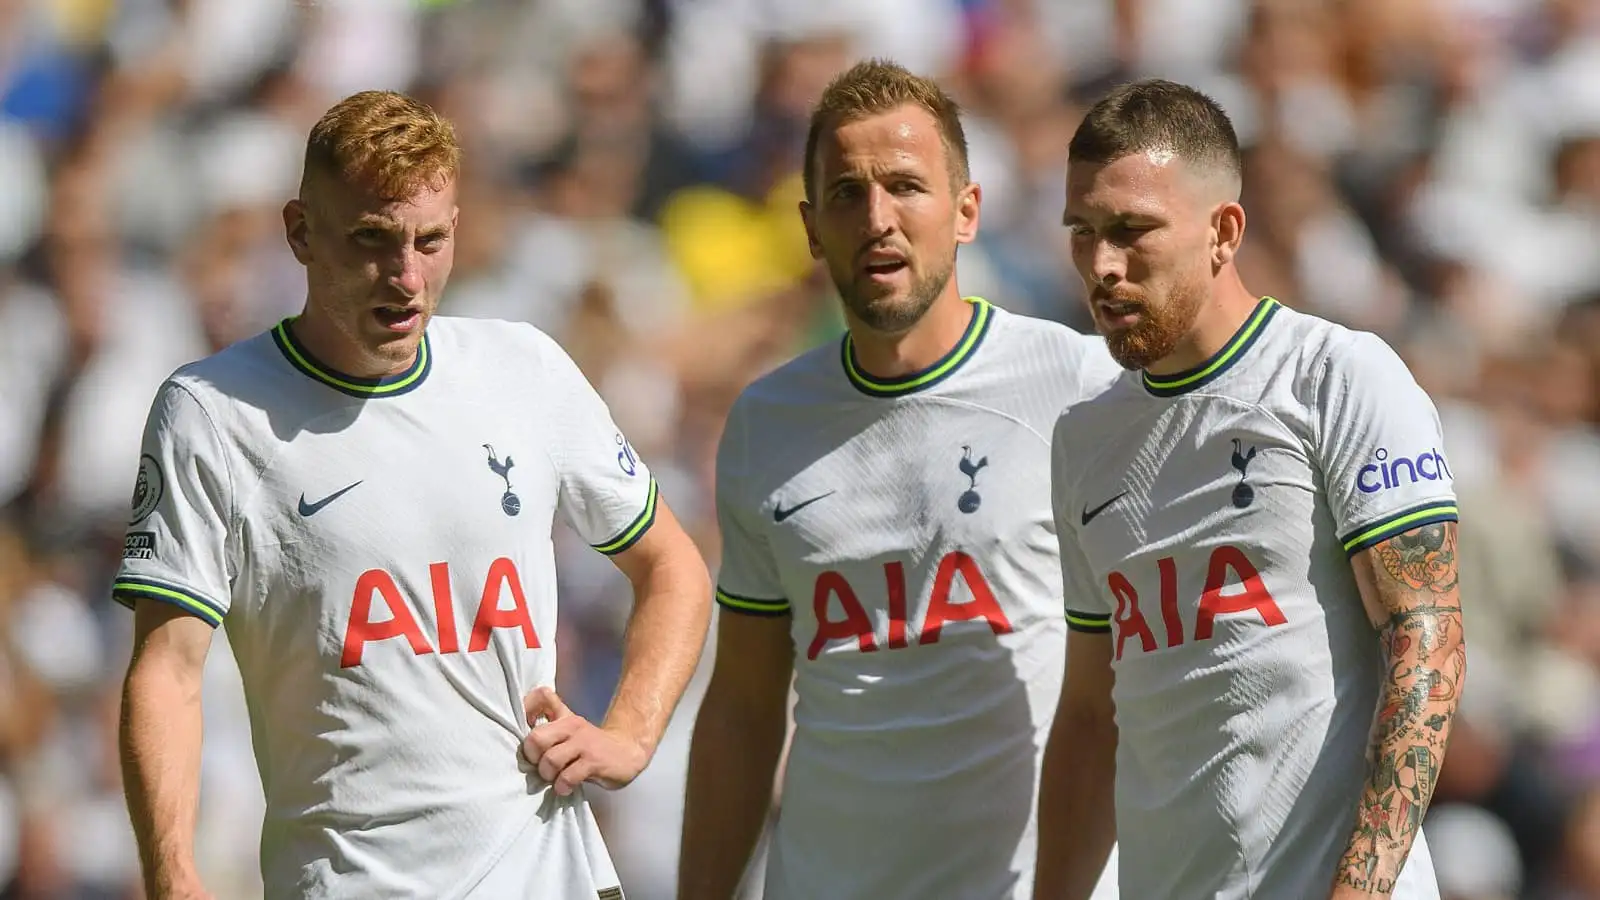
[301,90,461,199]
[803,59,969,202]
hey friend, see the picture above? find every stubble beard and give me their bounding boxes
[836,254,955,335]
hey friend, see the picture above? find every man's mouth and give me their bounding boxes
[1093,295,1144,328]
[861,249,909,280]
[373,305,421,332]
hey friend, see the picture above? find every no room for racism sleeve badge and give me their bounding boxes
[129,453,164,525]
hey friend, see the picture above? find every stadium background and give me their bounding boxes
[0,0,1597,897]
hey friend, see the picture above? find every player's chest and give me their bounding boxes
[1071,406,1325,659]
[230,409,562,673]
[1071,398,1323,561]
[762,419,1052,567]
[245,411,557,562]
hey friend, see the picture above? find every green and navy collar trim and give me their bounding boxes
[842,297,994,398]
[271,318,432,399]
[1142,297,1280,397]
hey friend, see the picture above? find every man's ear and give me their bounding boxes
[1212,201,1245,269]
[799,199,822,260]
[955,181,981,245]
[284,199,313,266]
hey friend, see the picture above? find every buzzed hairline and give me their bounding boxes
[1174,150,1242,204]
[1071,147,1241,208]
[1068,78,1244,206]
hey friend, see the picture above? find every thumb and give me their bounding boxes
[523,686,573,726]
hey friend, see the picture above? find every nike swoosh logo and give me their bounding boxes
[1081,490,1128,526]
[298,481,363,517]
[774,491,835,523]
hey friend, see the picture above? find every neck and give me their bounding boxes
[1145,269,1259,376]
[848,290,974,380]
[291,300,415,378]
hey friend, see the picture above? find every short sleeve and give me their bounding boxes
[1314,332,1459,557]
[1052,415,1112,632]
[712,402,788,617]
[542,342,659,556]
[112,381,235,627]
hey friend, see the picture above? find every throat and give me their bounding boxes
[850,298,975,381]
[289,312,419,379]
[1144,282,1261,376]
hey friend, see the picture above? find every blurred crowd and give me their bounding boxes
[0,0,1598,897]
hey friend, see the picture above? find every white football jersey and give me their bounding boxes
[715,298,1123,900]
[1051,298,1452,900]
[114,316,656,899]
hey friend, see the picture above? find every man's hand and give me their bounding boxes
[521,687,649,796]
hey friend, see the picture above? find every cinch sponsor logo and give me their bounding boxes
[1358,447,1452,494]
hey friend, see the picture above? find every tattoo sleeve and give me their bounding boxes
[1335,521,1465,896]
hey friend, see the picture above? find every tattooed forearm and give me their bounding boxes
[1334,523,1465,898]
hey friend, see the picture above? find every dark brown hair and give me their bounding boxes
[803,59,969,202]
[1069,78,1241,180]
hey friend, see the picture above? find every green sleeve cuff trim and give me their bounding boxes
[113,577,225,628]
[592,477,659,555]
[1341,503,1458,556]
[716,587,789,617]
[1066,609,1112,634]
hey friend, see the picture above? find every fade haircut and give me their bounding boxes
[803,59,970,203]
[1069,79,1242,185]
[300,90,461,200]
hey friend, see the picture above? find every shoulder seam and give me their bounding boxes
[165,379,239,547]
[1309,344,1337,456]
[1052,390,1146,511]
[1305,323,1381,441]
[526,331,565,488]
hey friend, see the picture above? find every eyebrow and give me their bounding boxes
[347,216,452,235]
[348,215,400,233]
[1061,211,1159,228]
[828,168,927,190]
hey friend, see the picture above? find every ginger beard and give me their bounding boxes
[1100,277,1203,371]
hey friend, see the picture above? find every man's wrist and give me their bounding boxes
[600,715,658,759]
[150,861,206,897]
